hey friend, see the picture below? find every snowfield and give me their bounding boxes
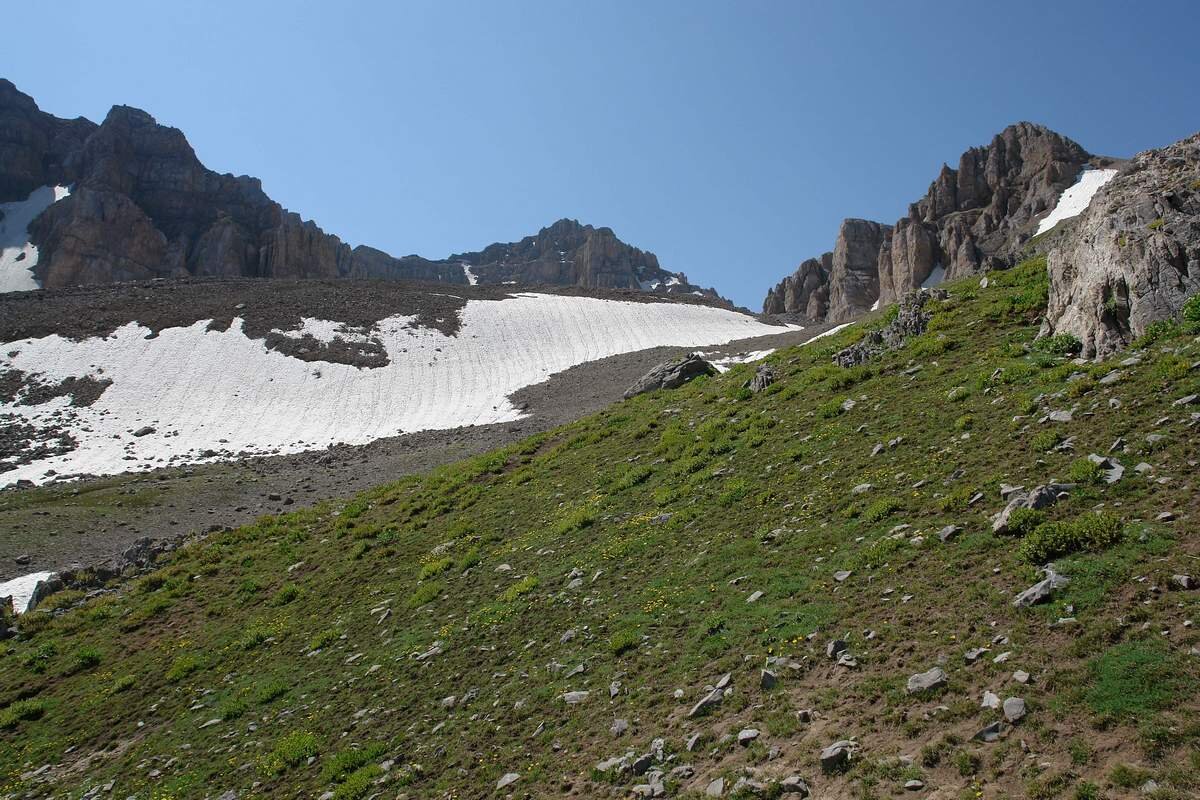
[0,185,71,293]
[1035,168,1119,235]
[1,293,787,486]
[0,571,55,614]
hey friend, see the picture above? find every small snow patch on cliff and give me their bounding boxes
[1036,168,1118,235]
[0,185,71,293]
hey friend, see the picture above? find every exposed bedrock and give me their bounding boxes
[1041,132,1200,357]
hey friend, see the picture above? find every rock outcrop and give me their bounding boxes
[877,123,1096,304]
[764,123,1103,322]
[763,253,832,322]
[763,219,890,323]
[1041,133,1200,357]
[1,81,719,300]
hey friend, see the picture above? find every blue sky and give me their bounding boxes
[7,1,1198,307]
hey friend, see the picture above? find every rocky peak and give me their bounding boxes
[453,217,718,299]
[2,82,721,300]
[764,123,1101,323]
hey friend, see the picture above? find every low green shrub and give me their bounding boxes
[1034,333,1082,356]
[1018,512,1123,563]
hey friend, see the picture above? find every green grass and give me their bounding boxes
[1,259,1198,798]
[1086,641,1196,719]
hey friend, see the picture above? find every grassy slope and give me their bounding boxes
[2,260,1198,800]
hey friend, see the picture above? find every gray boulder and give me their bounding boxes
[906,667,948,694]
[623,353,716,399]
[1013,567,1070,607]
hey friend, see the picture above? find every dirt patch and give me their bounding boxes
[0,368,112,407]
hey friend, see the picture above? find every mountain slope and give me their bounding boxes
[3,260,1198,799]
[0,81,716,300]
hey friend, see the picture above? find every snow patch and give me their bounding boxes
[921,264,945,289]
[807,322,855,342]
[1035,168,1119,235]
[0,571,56,614]
[0,185,71,293]
[1,294,787,486]
[461,262,479,285]
[700,349,776,373]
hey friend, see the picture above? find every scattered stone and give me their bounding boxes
[1013,567,1070,607]
[686,732,702,752]
[1046,410,1073,423]
[906,667,948,694]
[826,639,848,659]
[496,772,520,790]
[780,775,810,796]
[964,647,990,663]
[904,779,925,791]
[737,728,761,746]
[748,365,777,393]
[937,524,962,542]
[981,690,1001,709]
[1173,394,1198,407]
[1087,453,1125,483]
[1172,575,1196,590]
[1013,670,1031,684]
[610,718,628,737]
[132,425,156,437]
[1003,697,1027,723]
[852,483,873,494]
[560,691,589,704]
[760,669,778,690]
[688,687,724,718]
[746,590,764,603]
[819,740,857,772]
[706,777,725,797]
[833,570,852,582]
[973,721,1005,743]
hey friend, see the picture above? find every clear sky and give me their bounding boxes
[7,1,1198,307]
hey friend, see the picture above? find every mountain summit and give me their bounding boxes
[0,80,718,300]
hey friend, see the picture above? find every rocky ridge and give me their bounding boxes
[0,80,717,300]
[765,123,1111,321]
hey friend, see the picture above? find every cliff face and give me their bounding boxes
[1041,133,1200,357]
[1,81,717,300]
[762,219,890,323]
[764,124,1099,321]
[877,122,1094,304]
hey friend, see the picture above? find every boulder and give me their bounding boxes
[1013,567,1070,607]
[906,667,948,694]
[623,354,717,399]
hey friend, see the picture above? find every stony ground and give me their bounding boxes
[1,259,1198,800]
